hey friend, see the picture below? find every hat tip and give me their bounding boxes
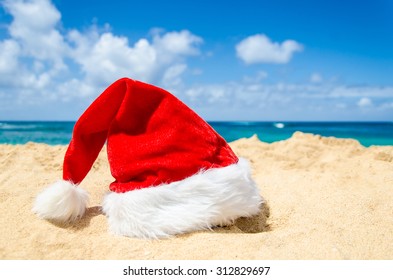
[33,180,89,223]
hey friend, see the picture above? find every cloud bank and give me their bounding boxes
[0,0,202,101]
[0,0,392,121]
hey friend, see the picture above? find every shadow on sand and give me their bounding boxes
[48,202,271,235]
[48,206,103,231]
[214,202,271,234]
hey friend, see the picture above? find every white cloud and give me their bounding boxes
[330,86,393,98]
[0,39,20,75]
[162,64,187,87]
[236,34,303,64]
[0,0,203,103]
[153,30,202,57]
[180,80,393,121]
[357,97,373,107]
[56,78,97,100]
[69,29,202,87]
[310,73,323,83]
[4,0,60,31]
[3,0,67,68]
[70,31,158,86]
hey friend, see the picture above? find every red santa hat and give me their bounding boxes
[33,78,262,238]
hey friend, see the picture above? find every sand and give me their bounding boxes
[0,132,392,260]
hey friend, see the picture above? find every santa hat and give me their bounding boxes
[33,78,262,238]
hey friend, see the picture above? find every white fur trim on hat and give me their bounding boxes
[33,180,89,222]
[102,157,263,239]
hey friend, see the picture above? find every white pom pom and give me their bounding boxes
[33,180,89,222]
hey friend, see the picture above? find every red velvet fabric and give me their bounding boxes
[63,78,238,193]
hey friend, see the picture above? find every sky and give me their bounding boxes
[0,0,392,121]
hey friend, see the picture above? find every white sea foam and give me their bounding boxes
[274,122,285,129]
[0,123,38,130]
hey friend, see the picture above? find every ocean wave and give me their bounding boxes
[0,123,41,130]
[274,122,285,129]
[0,122,68,131]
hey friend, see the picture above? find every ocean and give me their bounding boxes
[0,121,392,147]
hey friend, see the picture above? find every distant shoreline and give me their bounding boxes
[1,121,393,147]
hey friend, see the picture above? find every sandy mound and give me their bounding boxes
[1,132,392,259]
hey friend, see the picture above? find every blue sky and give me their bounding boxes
[0,0,392,121]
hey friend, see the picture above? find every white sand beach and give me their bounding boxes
[1,132,392,259]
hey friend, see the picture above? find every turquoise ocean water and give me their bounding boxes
[0,121,392,147]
